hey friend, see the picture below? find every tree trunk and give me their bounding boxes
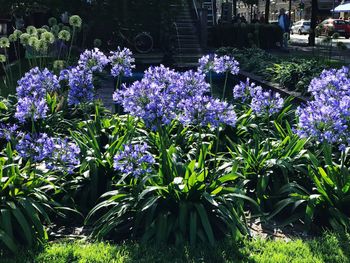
[265,0,270,23]
[308,0,317,46]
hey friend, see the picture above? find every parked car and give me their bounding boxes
[316,18,350,38]
[291,20,310,35]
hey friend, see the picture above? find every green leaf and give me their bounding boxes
[0,229,17,253]
[0,101,7,110]
[195,203,215,246]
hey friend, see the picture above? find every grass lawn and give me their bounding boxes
[2,232,349,263]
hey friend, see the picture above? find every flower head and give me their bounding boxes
[41,31,55,44]
[20,33,31,45]
[58,30,71,41]
[78,48,109,73]
[0,37,10,48]
[26,26,37,36]
[60,66,95,106]
[109,47,135,77]
[198,54,217,74]
[69,15,82,28]
[48,17,57,26]
[113,143,154,177]
[233,78,262,102]
[250,89,284,116]
[178,95,237,127]
[213,55,240,75]
[0,54,6,63]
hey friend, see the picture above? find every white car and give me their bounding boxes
[291,20,311,35]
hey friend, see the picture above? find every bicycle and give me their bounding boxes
[110,26,154,54]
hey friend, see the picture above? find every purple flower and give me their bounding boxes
[296,67,350,150]
[46,138,81,174]
[78,48,109,73]
[213,55,239,75]
[198,54,217,74]
[250,89,284,116]
[233,78,262,102]
[109,47,135,77]
[15,67,59,123]
[15,97,48,123]
[16,133,81,173]
[113,143,154,177]
[178,95,237,127]
[16,67,60,99]
[60,66,95,106]
[0,124,19,141]
[16,133,55,162]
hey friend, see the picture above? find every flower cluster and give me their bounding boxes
[179,95,237,127]
[16,133,55,162]
[233,78,284,116]
[198,54,217,74]
[109,47,135,77]
[60,66,94,106]
[233,78,261,102]
[0,124,19,141]
[296,67,350,149]
[213,55,240,75]
[46,138,81,173]
[114,65,235,129]
[198,54,239,76]
[15,67,60,123]
[78,48,109,73]
[16,133,80,173]
[113,143,154,177]
[251,89,284,116]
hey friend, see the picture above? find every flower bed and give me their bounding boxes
[1,23,350,256]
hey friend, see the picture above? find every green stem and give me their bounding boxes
[209,72,213,96]
[67,27,76,63]
[222,71,229,100]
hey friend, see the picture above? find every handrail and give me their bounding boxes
[192,0,199,20]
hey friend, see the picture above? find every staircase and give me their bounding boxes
[171,0,203,68]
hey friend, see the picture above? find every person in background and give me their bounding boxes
[278,8,290,48]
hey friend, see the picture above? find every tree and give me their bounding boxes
[265,0,270,23]
[308,0,317,46]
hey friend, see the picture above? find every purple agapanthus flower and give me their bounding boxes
[46,138,81,174]
[0,124,19,141]
[16,67,60,99]
[178,95,237,127]
[15,97,49,123]
[15,67,59,123]
[250,89,284,116]
[16,133,81,173]
[78,48,109,73]
[198,54,218,74]
[113,143,154,177]
[213,55,240,75]
[296,67,350,150]
[109,47,135,77]
[16,133,55,162]
[60,66,95,106]
[233,78,262,102]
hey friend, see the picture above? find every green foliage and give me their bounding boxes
[266,59,323,92]
[270,144,350,231]
[0,144,55,253]
[87,132,255,245]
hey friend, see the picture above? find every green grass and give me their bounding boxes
[1,232,349,263]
